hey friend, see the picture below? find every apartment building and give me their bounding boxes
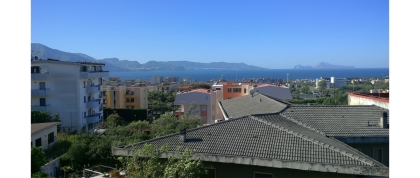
[151,76,163,84]
[31,59,108,133]
[316,77,347,89]
[221,81,253,100]
[103,86,148,109]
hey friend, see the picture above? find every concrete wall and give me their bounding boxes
[345,143,389,167]
[40,156,61,178]
[348,95,389,109]
[174,91,212,124]
[201,162,360,178]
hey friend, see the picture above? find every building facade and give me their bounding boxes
[103,86,148,109]
[151,76,163,84]
[31,60,108,133]
[31,122,60,150]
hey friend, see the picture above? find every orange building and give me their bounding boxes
[221,81,252,100]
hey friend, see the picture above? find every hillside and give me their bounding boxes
[294,62,355,69]
[31,43,265,71]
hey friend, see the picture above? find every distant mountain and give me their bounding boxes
[31,43,265,72]
[294,62,355,69]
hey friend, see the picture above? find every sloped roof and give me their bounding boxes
[280,105,389,137]
[31,122,60,135]
[219,93,289,119]
[112,115,388,176]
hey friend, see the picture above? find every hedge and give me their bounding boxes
[103,108,148,123]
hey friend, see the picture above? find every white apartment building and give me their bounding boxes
[31,59,109,133]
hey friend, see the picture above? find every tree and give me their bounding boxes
[318,80,327,91]
[31,147,47,174]
[300,84,310,94]
[191,83,211,89]
[118,144,208,178]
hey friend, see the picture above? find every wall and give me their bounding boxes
[345,143,389,167]
[348,95,389,109]
[40,156,61,178]
[201,162,360,178]
[31,125,57,150]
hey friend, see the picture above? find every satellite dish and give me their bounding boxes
[34,56,38,60]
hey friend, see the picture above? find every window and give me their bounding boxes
[233,88,241,93]
[48,132,54,144]
[31,66,40,73]
[83,81,86,88]
[202,116,207,122]
[40,98,46,106]
[84,96,86,103]
[201,106,207,111]
[84,112,86,118]
[255,172,273,178]
[227,88,232,93]
[373,148,383,163]
[244,88,247,93]
[113,91,116,96]
[35,138,42,147]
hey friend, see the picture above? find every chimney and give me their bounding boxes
[379,112,388,129]
[179,128,186,142]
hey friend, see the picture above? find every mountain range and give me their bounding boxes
[294,62,356,69]
[31,43,266,72]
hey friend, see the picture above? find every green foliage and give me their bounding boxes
[119,144,208,178]
[31,111,60,123]
[300,84,310,94]
[148,91,177,112]
[31,147,47,174]
[151,113,202,138]
[103,108,148,124]
[31,171,47,178]
[318,80,327,91]
[104,113,125,128]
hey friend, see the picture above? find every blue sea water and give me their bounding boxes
[109,68,389,82]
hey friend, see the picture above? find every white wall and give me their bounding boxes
[31,125,57,150]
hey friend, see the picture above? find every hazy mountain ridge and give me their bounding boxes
[294,62,355,69]
[31,43,265,71]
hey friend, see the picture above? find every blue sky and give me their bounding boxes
[31,0,389,69]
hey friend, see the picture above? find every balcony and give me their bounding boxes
[31,104,50,112]
[86,85,100,93]
[31,89,50,97]
[80,71,109,79]
[86,113,101,124]
[86,99,101,108]
[31,73,50,80]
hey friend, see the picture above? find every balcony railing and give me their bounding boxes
[86,99,101,108]
[80,71,109,79]
[31,89,50,97]
[31,73,50,80]
[86,85,100,93]
[31,104,50,112]
[86,113,101,124]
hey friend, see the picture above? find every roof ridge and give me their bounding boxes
[122,117,243,149]
[249,116,376,167]
[279,114,326,136]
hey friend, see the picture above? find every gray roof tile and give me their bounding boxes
[120,115,386,168]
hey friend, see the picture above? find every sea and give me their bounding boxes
[109,68,389,82]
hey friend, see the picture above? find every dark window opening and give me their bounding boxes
[35,138,42,147]
[48,132,54,144]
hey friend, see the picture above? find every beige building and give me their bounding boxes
[103,86,148,109]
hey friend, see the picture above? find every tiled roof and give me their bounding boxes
[219,93,288,119]
[113,115,388,176]
[31,122,60,135]
[280,105,389,137]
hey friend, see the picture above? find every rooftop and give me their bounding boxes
[113,115,388,176]
[31,122,60,135]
